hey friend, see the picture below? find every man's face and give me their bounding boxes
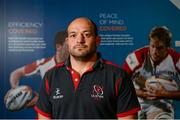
[66,18,100,60]
[149,37,168,63]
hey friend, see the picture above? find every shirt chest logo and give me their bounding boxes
[91,85,104,100]
[53,88,64,99]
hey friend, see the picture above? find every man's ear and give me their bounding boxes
[96,36,101,46]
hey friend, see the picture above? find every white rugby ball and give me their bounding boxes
[145,76,178,91]
[4,85,33,111]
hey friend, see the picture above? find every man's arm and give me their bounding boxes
[10,66,26,88]
[10,59,41,88]
[147,84,180,100]
[136,84,180,100]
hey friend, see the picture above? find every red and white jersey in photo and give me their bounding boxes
[123,46,180,106]
[24,56,57,78]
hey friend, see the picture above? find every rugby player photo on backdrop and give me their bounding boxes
[4,31,69,111]
[123,26,180,119]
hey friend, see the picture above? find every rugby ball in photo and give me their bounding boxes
[4,85,33,111]
[145,76,178,91]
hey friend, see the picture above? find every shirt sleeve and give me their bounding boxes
[122,52,140,74]
[116,70,140,118]
[34,73,52,118]
[122,47,149,75]
[24,58,45,76]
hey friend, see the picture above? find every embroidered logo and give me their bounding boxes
[53,88,63,99]
[91,85,104,100]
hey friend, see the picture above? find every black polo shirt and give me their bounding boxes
[34,55,140,119]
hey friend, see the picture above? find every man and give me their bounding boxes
[123,26,180,119]
[34,17,140,119]
[8,31,68,107]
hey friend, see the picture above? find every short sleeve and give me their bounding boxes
[116,70,140,118]
[24,61,39,76]
[34,74,52,118]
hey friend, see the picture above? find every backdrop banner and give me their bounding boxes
[1,0,180,119]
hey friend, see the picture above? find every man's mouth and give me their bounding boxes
[74,45,87,49]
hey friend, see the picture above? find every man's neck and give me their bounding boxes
[70,53,98,76]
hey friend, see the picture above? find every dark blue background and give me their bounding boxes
[1,0,180,118]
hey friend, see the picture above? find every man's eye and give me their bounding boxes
[84,33,92,38]
[69,34,76,38]
[157,46,164,50]
[151,45,156,48]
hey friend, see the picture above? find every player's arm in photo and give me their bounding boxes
[10,61,40,89]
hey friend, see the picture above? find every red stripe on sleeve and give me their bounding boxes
[103,60,120,68]
[117,107,141,118]
[115,78,121,96]
[34,106,51,119]
[45,78,50,95]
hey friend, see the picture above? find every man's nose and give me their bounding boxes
[153,47,159,54]
[77,34,85,43]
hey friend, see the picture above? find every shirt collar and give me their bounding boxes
[64,52,104,70]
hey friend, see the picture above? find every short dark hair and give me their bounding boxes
[54,31,68,46]
[149,26,172,47]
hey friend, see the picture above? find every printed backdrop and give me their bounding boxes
[1,0,180,118]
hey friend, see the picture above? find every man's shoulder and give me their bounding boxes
[167,48,180,65]
[127,46,149,60]
[102,59,126,73]
[168,48,179,56]
[123,46,149,73]
[102,59,129,80]
[133,46,149,54]
[103,59,120,68]
[46,61,65,73]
